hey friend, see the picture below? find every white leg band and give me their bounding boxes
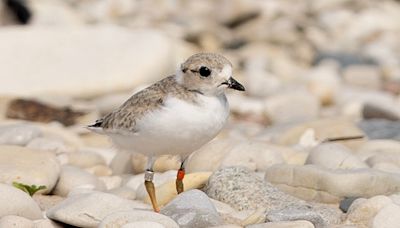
[145,169,154,181]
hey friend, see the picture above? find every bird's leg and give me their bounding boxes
[176,160,186,194]
[144,169,159,212]
[144,156,159,212]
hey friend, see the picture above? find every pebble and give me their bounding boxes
[205,167,336,227]
[356,140,400,161]
[186,139,236,173]
[131,153,181,174]
[371,203,400,228]
[161,189,222,227]
[266,208,324,228]
[343,65,382,89]
[247,220,315,228]
[86,165,113,176]
[346,195,393,226]
[47,192,150,227]
[0,124,41,146]
[0,145,60,194]
[33,194,65,211]
[27,137,74,154]
[0,215,34,227]
[33,219,63,228]
[358,119,400,140]
[362,102,400,121]
[220,140,285,171]
[275,118,364,149]
[264,90,320,124]
[0,183,42,219]
[99,175,122,190]
[52,165,106,197]
[66,151,106,168]
[107,186,136,200]
[99,210,179,228]
[110,150,133,175]
[306,62,341,105]
[305,143,368,169]
[339,197,360,213]
[265,164,400,203]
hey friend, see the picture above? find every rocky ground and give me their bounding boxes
[1,0,400,227]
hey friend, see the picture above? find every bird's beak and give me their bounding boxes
[226,77,245,91]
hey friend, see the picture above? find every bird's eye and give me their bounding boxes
[199,66,211,77]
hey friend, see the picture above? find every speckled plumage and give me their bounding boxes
[94,76,198,132]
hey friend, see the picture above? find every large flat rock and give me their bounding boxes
[0,26,181,97]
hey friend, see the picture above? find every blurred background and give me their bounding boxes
[1,0,400,140]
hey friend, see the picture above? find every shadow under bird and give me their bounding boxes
[88,53,245,212]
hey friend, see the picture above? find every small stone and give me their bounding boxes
[266,165,400,203]
[362,102,400,121]
[220,140,285,171]
[0,183,42,219]
[6,99,86,126]
[0,124,41,146]
[210,225,242,228]
[266,209,324,228]
[343,65,382,89]
[339,197,360,213]
[67,151,106,168]
[99,176,122,190]
[275,118,364,149]
[186,139,236,173]
[107,186,136,200]
[33,194,65,211]
[0,215,34,227]
[346,195,393,225]
[27,137,74,154]
[306,62,341,106]
[206,167,305,211]
[356,140,400,161]
[86,165,113,176]
[205,167,333,226]
[247,220,315,228]
[131,153,181,174]
[121,221,166,228]
[99,210,179,228]
[313,52,376,68]
[358,119,400,140]
[110,150,133,175]
[305,143,368,169]
[160,189,222,228]
[33,219,63,228]
[47,192,150,227]
[371,203,400,228]
[0,145,60,194]
[264,90,320,124]
[52,165,106,197]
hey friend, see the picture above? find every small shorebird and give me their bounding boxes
[88,53,245,211]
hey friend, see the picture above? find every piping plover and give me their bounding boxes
[88,53,245,211]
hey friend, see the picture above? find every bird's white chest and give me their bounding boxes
[133,94,229,155]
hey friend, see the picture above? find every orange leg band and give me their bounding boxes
[177,169,185,181]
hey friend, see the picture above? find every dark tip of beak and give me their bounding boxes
[228,77,245,91]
